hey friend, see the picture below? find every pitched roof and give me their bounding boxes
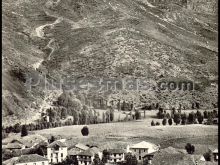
[130,141,158,149]
[20,134,48,148]
[108,149,125,154]
[3,157,19,165]
[75,143,89,151]
[212,149,218,153]
[15,154,48,163]
[68,148,81,156]
[5,143,24,149]
[48,140,67,148]
[78,147,100,156]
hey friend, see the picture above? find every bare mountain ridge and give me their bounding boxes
[2,0,218,125]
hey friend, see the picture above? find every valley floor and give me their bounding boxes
[32,110,218,155]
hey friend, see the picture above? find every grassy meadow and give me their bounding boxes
[33,110,218,154]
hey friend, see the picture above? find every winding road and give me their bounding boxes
[33,14,62,70]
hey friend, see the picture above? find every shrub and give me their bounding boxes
[162,118,167,126]
[185,143,195,154]
[151,120,155,126]
[156,122,160,126]
[81,126,89,136]
[13,123,21,133]
[203,151,212,161]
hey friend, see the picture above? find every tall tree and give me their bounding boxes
[173,113,181,125]
[21,125,28,137]
[93,154,101,165]
[102,150,110,163]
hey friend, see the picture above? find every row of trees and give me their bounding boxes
[156,108,218,125]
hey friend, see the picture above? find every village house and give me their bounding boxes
[77,147,102,165]
[14,154,49,165]
[68,143,90,163]
[3,142,26,150]
[2,157,19,165]
[74,143,90,152]
[4,134,48,149]
[127,141,160,163]
[213,149,218,161]
[213,118,218,125]
[107,149,125,164]
[142,151,157,165]
[211,148,218,161]
[47,140,68,164]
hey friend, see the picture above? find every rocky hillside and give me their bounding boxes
[2,0,218,125]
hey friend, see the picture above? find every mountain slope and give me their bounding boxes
[2,0,218,125]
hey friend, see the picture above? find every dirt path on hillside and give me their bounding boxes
[33,13,62,70]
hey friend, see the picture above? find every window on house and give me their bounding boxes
[144,149,145,152]
[51,159,53,162]
[139,150,141,154]
[139,156,141,160]
[51,153,53,157]
[114,154,116,157]
[61,153,63,157]
[134,149,136,152]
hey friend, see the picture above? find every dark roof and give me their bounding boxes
[108,149,125,154]
[48,140,67,148]
[78,147,101,156]
[15,154,49,163]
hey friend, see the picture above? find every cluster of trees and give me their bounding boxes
[102,108,115,123]
[185,143,195,154]
[3,92,114,135]
[141,103,160,110]
[117,100,134,111]
[155,108,218,126]
[4,121,63,135]
[49,92,101,125]
[151,120,162,126]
